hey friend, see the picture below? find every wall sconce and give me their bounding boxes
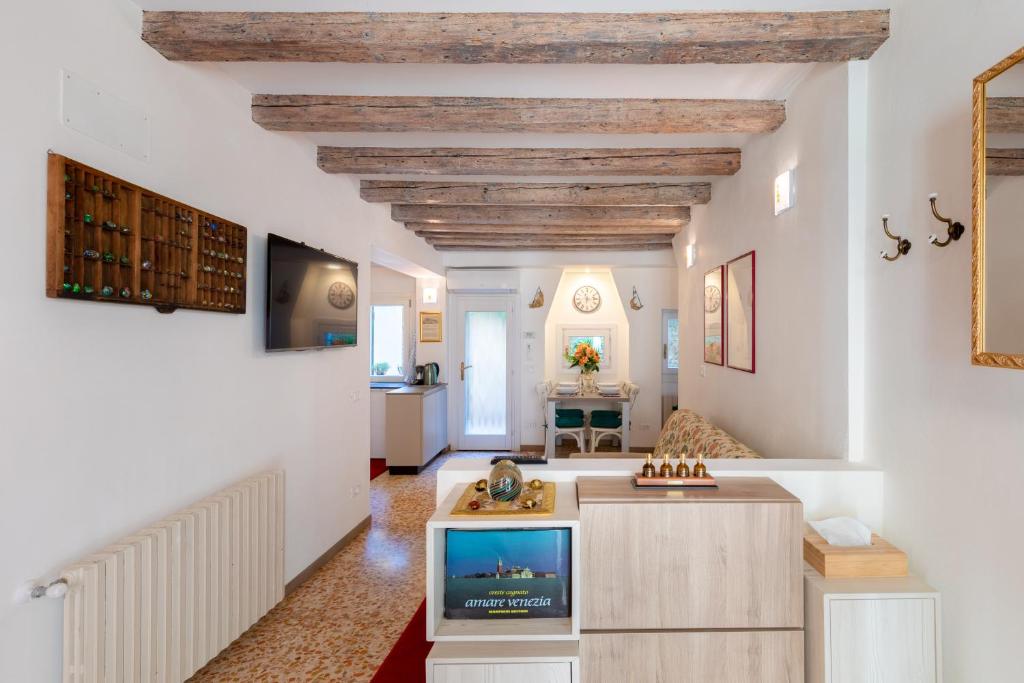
[528,287,545,309]
[879,214,912,262]
[927,193,965,248]
[774,168,796,215]
[422,286,438,304]
[629,286,644,311]
[685,243,697,269]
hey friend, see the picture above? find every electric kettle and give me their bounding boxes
[423,362,440,385]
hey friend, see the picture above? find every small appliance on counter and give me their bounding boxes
[413,362,440,385]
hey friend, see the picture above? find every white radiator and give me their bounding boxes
[61,471,285,683]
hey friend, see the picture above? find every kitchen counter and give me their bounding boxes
[387,383,447,396]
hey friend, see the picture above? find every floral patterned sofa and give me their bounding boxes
[653,409,761,459]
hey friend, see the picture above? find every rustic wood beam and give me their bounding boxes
[424,232,672,245]
[319,147,740,176]
[142,11,890,64]
[392,204,689,227]
[987,98,1024,134]
[362,181,711,206]
[253,96,785,134]
[428,240,673,252]
[987,148,1024,176]
[408,223,680,236]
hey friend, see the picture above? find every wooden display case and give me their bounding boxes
[46,152,246,313]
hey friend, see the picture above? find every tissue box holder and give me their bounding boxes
[803,525,908,578]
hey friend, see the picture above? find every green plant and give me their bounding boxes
[371,361,391,376]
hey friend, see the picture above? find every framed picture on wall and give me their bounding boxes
[419,311,443,343]
[703,266,724,365]
[726,251,756,373]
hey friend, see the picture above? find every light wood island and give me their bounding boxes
[576,476,805,682]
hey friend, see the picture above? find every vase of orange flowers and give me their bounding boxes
[564,341,601,392]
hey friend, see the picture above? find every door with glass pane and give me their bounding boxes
[662,309,680,425]
[454,295,515,450]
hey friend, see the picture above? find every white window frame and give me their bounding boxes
[369,296,411,382]
[558,325,616,372]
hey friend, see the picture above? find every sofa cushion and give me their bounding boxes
[653,409,761,459]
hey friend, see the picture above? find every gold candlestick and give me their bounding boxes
[642,453,656,478]
[659,452,674,478]
[693,451,707,478]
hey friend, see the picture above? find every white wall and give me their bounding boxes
[677,64,852,460]
[0,1,431,680]
[863,1,1024,680]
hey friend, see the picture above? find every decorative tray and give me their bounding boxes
[450,482,556,516]
[632,474,718,488]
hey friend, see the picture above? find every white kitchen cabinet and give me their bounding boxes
[427,642,578,683]
[805,566,942,683]
[385,384,448,473]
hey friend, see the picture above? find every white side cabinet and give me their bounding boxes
[385,384,448,473]
[427,642,579,683]
[805,566,942,683]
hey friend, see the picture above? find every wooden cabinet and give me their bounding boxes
[804,568,941,683]
[426,641,578,683]
[385,384,448,473]
[576,476,804,682]
[581,631,803,683]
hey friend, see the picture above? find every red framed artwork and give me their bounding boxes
[703,265,724,365]
[726,250,756,373]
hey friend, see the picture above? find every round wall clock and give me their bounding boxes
[573,285,602,313]
[704,285,722,313]
[327,281,355,310]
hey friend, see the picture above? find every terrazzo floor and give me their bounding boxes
[188,451,483,683]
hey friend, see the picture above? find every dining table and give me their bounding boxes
[545,386,631,457]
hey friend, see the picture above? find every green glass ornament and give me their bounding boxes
[119,287,131,299]
[103,220,117,230]
[83,286,94,295]
[62,282,72,292]
[102,252,114,263]
[119,255,130,266]
[71,283,81,294]
[141,289,153,300]
[65,192,72,200]
[101,285,114,297]
[64,173,71,182]
[83,214,93,224]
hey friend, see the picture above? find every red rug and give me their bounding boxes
[371,599,432,682]
[370,458,388,481]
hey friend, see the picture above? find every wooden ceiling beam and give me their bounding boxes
[987,148,1024,176]
[253,96,785,134]
[418,231,673,243]
[362,181,711,206]
[392,204,689,227]
[142,11,890,64]
[987,98,1024,134]
[428,241,673,252]
[407,223,680,236]
[319,147,740,176]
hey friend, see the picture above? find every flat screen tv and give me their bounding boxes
[444,528,571,620]
[265,233,358,351]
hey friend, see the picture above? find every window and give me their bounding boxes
[663,310,679,372]
[559,326,615,371]
[370,303,406,378]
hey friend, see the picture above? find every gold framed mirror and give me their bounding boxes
[973,46,1024,369]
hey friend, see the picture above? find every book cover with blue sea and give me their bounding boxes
[444,528,571,619]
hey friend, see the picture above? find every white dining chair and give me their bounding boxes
[589,382,640,453]
[537,380,587,454]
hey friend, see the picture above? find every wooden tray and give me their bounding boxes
[450,482,556,516]
[632,473,718,488]
[804,525,908,578]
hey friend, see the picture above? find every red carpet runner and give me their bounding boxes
[370,458,387,481]
[371,599,432,682]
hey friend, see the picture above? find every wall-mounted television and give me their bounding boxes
[265,233,358,352]
[444,528,571,620]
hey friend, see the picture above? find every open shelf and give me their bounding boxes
[426,481,581,642]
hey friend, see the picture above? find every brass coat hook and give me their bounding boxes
[927,193,965,247]
[879,214,912,262]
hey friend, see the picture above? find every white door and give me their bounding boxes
[454,295,515,450]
